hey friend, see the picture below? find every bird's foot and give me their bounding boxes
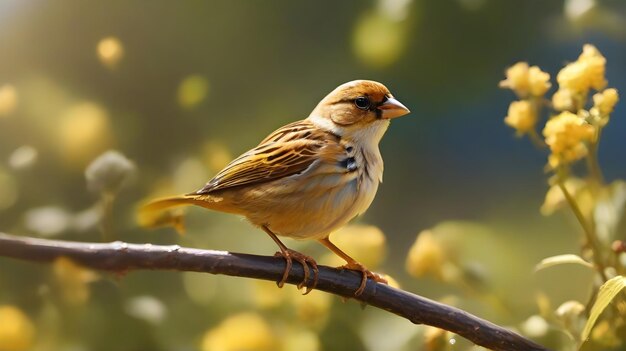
[341,262,388,296]
[274,249,319,295]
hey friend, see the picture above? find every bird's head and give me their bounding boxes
[308,80,410,140]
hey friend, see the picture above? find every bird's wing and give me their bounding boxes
[194,120,341,194]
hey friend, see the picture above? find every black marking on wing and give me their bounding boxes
[360,149,370,180]
[338,157,357,172]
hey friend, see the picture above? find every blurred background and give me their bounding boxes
[1,0,625,350]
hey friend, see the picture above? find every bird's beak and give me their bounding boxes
[378,97,410,119]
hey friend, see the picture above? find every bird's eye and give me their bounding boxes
[354,97,371,110]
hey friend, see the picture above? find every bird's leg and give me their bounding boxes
[318,237,388,296]
[261,226,319,294]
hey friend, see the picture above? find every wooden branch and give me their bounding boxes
[0,232,550,351]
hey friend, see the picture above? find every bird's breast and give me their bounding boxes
[234,144,384,239]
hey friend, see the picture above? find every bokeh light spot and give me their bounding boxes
[202,141,232,174]
[201,312,275,351]
[0,305,35,351]
[0,170,18,210]
[8,146,38,170]
[321,224,387,268]
[177,75,209,109]
[173,157,209,193]
[124,295,167,325]
[53,257,99,306]
[57,102,113,166]
[353,10,407,68]
[24,206,71,237]
[0,84,18,117]
[97,36,124,69]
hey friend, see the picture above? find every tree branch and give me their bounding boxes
[0,232,550,351]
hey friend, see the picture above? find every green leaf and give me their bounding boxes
[581,275,626,342]
[535,254,593,272]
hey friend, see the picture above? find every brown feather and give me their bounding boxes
[137,194,228,230]
[194,120,338,194]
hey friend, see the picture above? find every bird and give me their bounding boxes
[139,80,410,296]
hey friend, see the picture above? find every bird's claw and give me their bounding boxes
[341,262,388,296]
[274,249,319,295]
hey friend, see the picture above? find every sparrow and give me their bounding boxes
[139,80,410,295]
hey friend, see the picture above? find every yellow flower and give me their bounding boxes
[543,112,595,168]
[0,305,35,351]
[406,230,446,279]
[201,312,275,351]
[504,100,537,135]
[556,44,607,94]
[53,257,99,305]
[500,62,551,97]
[528,66,552,96]
[578,44,607,90]
[500,62,530,95]
[592,88,619,116]
[552,89,575,111]
[556,61,588,94]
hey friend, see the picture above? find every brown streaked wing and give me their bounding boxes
[195,120,336,194]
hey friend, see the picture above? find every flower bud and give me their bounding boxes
[592,88,619,116]
[504,100,537,135]
[85,150,136,194]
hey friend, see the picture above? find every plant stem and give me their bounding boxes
[528,129,547,149]
[586,128,604,187]
[101,192,115,242]
[528,97,547,149]
[557,180,608,282]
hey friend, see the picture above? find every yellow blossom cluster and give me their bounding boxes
[504,100,537,135]
[542,112,595,169]
[553,44,607,112]
[501,44,619,170]
[500,62,551,135]
[591,88,619,118]
[500,62,552,98]
[552,88,576,111]
[557,45,607,95]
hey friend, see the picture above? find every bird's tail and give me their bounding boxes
[137,194,221,234]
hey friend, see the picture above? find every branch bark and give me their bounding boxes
[0,232,550,351]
